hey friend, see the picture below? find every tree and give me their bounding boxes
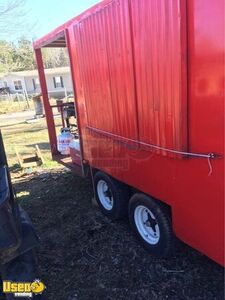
[0,1,69,72]
[0,37,35,72]
[15,37,35,70]
[42,48,69,69]
[0,38,69,73]
[0,40,15,72]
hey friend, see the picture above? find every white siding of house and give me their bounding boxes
[3,75,26,93]
[24,73,73,97]
[46,73,73,93]
[0,67,73,98]
[25,76,37,93]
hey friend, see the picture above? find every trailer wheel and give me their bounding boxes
[129,193,173,257]
[94,171,129,220]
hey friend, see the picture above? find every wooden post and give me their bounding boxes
[23,89,30,109]
[35,48,58,156]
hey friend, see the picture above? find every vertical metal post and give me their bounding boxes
[65,28,85,176]
[35,48,58,156]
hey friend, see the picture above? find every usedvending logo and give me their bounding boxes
[3,279,46,298]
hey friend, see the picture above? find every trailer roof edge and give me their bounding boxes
[33,0,114,49]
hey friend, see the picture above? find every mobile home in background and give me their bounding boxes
[0,67,73,98]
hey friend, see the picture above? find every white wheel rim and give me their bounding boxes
[97,180,114,210]
[134,205,160,245]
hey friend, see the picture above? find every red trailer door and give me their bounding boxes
[130,0,187,156]
[73,0,138,140]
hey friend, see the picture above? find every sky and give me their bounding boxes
[2,0,101,41]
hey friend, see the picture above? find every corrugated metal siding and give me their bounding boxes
[79,12,114,133]
[130,0,187,154]
[73,0,138,140]
[72,0,187,156]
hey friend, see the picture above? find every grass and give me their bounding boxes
[0,100,34,114]
[1,114,62,171]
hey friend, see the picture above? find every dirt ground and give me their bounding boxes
[7,169,224,300]
[0,111,224,299]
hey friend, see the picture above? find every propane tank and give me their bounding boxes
[57,128,73,155]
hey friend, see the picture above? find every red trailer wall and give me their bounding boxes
[67,0,224,265]
[75,0,138,140]
[73,0,187,157]
[131,0,187,155]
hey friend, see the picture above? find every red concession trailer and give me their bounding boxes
[33,0,224,266]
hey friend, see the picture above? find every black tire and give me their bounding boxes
[129,193,174,257]
[94,171,129,220]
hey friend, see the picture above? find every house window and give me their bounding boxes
[53,76,64,88]
[14,80,22,90]
[32,78,40,90]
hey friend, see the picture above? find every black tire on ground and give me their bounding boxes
[93,171,129,220]
[129,193,174,257]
